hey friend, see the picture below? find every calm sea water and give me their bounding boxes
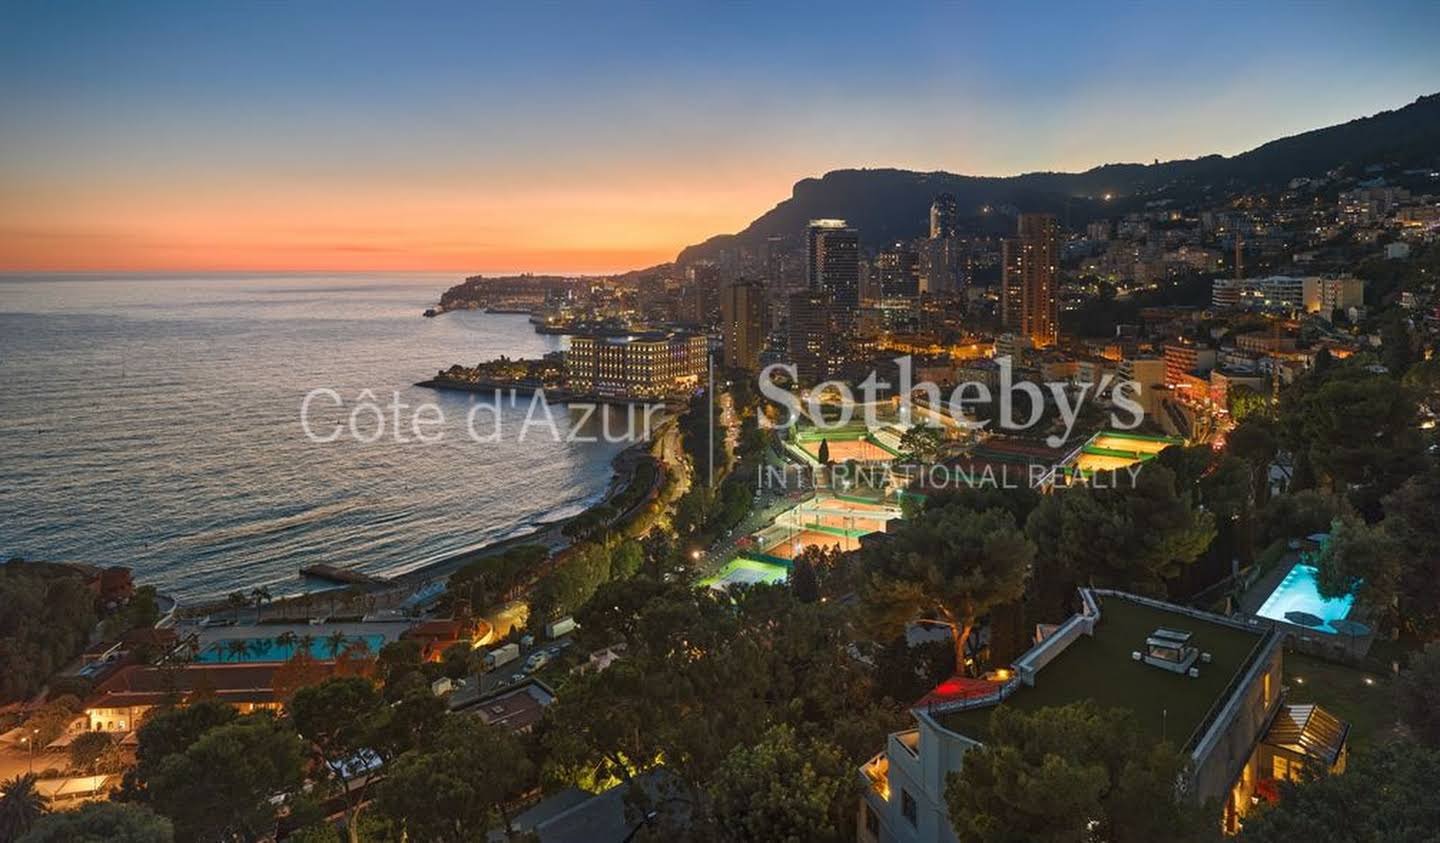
[0,274,630,602]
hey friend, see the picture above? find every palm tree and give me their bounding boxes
[249,586,273,621]
[339,638,372,661]
[227,591,248,623]
[0,773,47,841]
[247,637,272,661]
[276,631,299,657]
[325,631,347,660]
[295,593,313,622]
[298,633,317,658]
[225,639,249,663]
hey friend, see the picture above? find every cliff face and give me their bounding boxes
[676,93,1440,264]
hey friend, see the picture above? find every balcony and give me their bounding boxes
[890,728,919,759]
[861,751,890,800]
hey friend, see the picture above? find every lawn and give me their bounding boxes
[1281,652,1399,750]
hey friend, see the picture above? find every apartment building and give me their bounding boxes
[858,591,1349,842]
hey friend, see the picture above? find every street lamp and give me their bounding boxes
[21,728,36,773]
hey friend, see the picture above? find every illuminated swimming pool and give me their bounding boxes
[1254,564,1354,633]
[197,633,385,663]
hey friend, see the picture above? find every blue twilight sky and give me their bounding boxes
[2,1,1438,272]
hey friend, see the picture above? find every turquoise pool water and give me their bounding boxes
[197,633,386,663]
[1254,564,1354,633]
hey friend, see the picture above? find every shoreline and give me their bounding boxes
[387,431,652,588]
[416,377,681,409]
[176,434,654,616]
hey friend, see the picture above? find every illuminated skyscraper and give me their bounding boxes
[874,244,919,301]
[1001,212,1059,346]
[787,290,832,384]
[929,192,958,239]
[806,219,859,331]
[683,262,721,327]
[721,279,766,371]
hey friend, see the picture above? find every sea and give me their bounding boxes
[0,274,633,603]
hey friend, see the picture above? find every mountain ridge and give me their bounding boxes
[675,92,1440,265]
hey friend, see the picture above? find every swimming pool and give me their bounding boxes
[1254,564,1355,634]
[196,633,386,663]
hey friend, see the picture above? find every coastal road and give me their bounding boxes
[695,489,812,574]
[692,433,813,576]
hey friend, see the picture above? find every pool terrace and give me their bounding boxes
[196,633,386,663]
[1254,563,1355,632]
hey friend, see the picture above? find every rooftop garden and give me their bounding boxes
[937,595,1265,750]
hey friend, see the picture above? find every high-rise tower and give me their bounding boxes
[721,279,766,371]
[1001,213,1059,347]
[806,219,859,331]
[929,193,958,239]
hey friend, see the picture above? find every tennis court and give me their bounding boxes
[1088,433,1176,455]
[782,494,901,535]
[760,528,859,560]
[698,557,789,590]
[798,436,891,463]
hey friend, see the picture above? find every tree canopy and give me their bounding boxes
[706,724,855,843]
[119,699,238,802]
[946,703,1197,843]
[861,502,1033,672]
[0,773,47,843]
[141,713,304,842]
[1313,516,1402,619]
[1237,743,1440,842]
[1398,642,1440,748]
[0,561,97,703]
[1025,464,1214,613]
[18,802,173,843]
[289,677,387,843]
[375,717,535,842]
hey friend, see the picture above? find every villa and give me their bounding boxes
[858,590,1349,841]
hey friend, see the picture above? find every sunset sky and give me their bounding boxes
[3,2,1439,274]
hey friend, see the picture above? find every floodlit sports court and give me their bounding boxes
[761,528,858,560]
[798,436,892,463]
[778,494,901,537]
[789,423,905,467]
[698,557,790,590]
[1066,430,1182,476]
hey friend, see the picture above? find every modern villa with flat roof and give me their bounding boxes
[858,590,1349,842]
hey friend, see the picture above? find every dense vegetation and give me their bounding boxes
[0,560,97,703]
[947,703,1204,843]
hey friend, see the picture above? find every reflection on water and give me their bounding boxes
[0,274,630,601]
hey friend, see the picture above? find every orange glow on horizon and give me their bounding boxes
[0,169,793,274]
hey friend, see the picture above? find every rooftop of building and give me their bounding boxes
[451,678,556,732]
[1264,703,1348,767]
[931,593,1267,751]
[86,661,335,709]
[575,329,701,344]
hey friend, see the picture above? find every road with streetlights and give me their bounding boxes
[0,729,45,780]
